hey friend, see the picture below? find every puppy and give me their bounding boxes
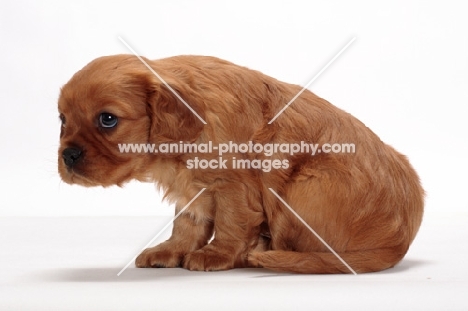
[58,54,424,273]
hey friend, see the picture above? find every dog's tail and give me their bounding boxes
[248,247,407,274]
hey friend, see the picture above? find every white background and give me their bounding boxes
[1,1,467,310]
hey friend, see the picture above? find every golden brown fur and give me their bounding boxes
[58,54,424,273]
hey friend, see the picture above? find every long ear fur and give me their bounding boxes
[145,75,205,143]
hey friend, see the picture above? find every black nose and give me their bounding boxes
[62,147,83,168]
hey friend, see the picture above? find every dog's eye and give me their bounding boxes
[59,114,66,127]
[99,113,118,128]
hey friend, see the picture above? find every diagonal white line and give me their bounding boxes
[268,37,356,124]
[117,188,206,276]
[118,36,207,125]
[268,188,357,275]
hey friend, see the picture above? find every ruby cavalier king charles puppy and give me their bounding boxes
[58,54,424,273]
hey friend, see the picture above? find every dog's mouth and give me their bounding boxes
[60,166,101,187]
[58,140,146,188]
[59,147,101,187]
[58,152,133,187]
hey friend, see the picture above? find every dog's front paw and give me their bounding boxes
[135,242,186,268]
[183,244,239,271]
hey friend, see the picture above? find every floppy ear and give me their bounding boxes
[145,76,205,143]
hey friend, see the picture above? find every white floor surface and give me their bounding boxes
[1,213,467,310]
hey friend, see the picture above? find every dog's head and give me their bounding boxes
[58,55,204,187]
